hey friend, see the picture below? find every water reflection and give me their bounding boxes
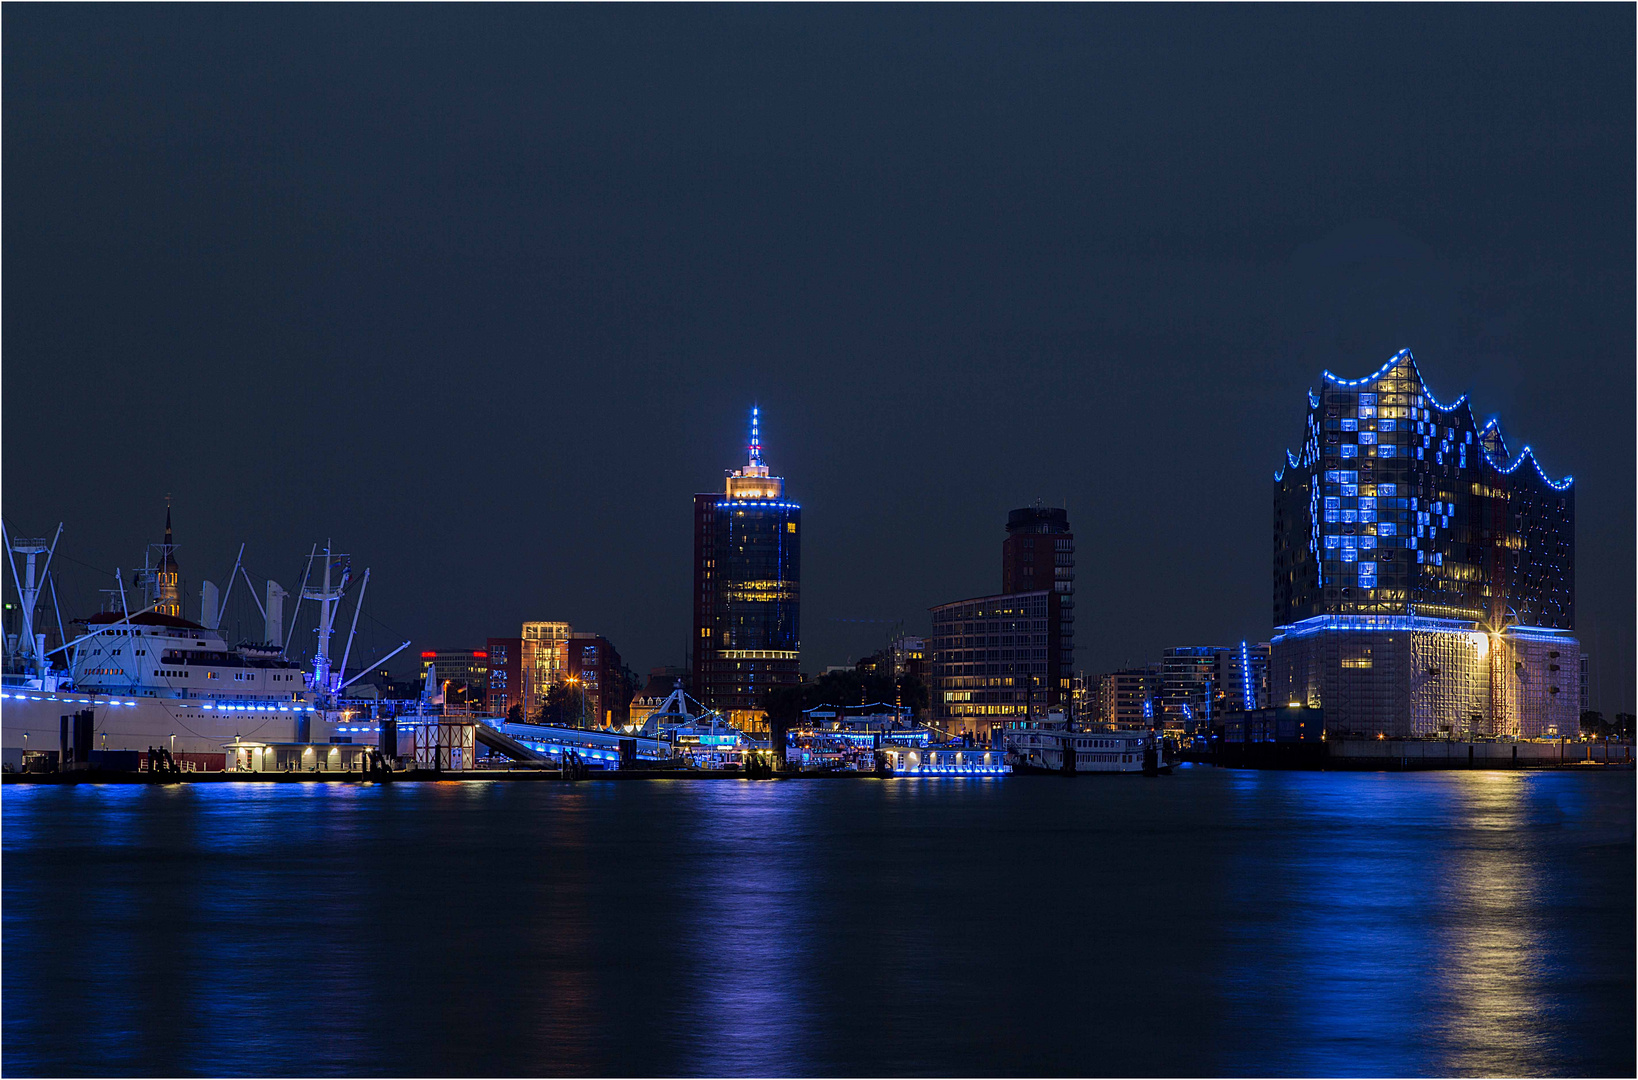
[1218,772,1632,1077]
[677,784,818,1076]
[1429,774,1550,1075]
[4,772,1631,1077]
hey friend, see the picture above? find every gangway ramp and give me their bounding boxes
[475,724,553,765]
[487,719,668,767]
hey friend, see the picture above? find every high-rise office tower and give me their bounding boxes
[1001,506,1074,695]
[1271,349,1577,737]
[692,407,801,732]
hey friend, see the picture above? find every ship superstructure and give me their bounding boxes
[2,513,408,766]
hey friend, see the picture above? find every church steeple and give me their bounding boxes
[155,501,181,617]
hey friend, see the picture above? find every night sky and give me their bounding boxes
[5,7,1633,710]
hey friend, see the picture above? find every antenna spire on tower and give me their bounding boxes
[748,404,763,468]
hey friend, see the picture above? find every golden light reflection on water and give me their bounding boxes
[1433,773,1551,1076]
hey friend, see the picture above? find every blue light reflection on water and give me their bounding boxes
[3,770,1632,1077]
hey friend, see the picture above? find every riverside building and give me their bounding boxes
[1271,349,1577,738]
[930,590,1062,745]
[931,507,1076,744]
[1001,505,1075,696]
[692,408,801,733]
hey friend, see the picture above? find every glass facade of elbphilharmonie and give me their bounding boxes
[1271,350,1577,738]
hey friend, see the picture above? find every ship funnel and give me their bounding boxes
[201,581,219,629]
[265,581,286,647]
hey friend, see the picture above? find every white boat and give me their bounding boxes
[1,514,408,769]
[1005,712,1161,774]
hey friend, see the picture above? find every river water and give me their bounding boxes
[3,768,1632,1077]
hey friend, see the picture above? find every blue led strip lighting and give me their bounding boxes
[1483,445,1573,491]
[1320,347,1471,409]
[1273,614,1479,640]
[1306,349,1570,491]
[1321,348,1411,387]
[1240,640,1253,710]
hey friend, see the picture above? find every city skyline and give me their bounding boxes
[2,7,1631,713]
[1,10,1631,1080]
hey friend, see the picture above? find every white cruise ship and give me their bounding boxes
[1,513,407,768]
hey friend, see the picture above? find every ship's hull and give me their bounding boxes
[2,689,345,762]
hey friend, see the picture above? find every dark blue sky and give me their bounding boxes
[5,7,1633,710]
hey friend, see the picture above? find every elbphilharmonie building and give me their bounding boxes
[1272,350,1577,738]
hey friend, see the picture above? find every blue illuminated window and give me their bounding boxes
[1359,393,1377,406]
[1324,535,1340,549]
[1378,420,1396,432]
[1341,445,1358,458]
[1341,419,1358,432]
[1359,406,1376,419]
[1359,536,1377,549]
[1341,471,1358,483]
[1324,497,1340,510]
[1360,510,1376,523]
[1324,510,1340,523]
[1342,510,1358,523]
[1378,445,1395,457]
[1417,550,1425,563]
[1378,522,1397,536]
[1417,448,1424,460]
[1378,483,1396,495]
[1359,496,1376,510]
[1324,470,1341,482]
[1358,431,1376,445]
[1342,535,1357,549]
[1341,549,1357,563]
[1341,484,1358,497]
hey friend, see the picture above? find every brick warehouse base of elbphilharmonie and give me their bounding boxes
[1270,350,1577,740]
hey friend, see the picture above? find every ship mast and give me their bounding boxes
[2,520,63,680]
[304,541,351,701]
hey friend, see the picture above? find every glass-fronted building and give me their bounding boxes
[1271,350,1577,737]
[692,408,801,731]
[929,589,1062,745]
